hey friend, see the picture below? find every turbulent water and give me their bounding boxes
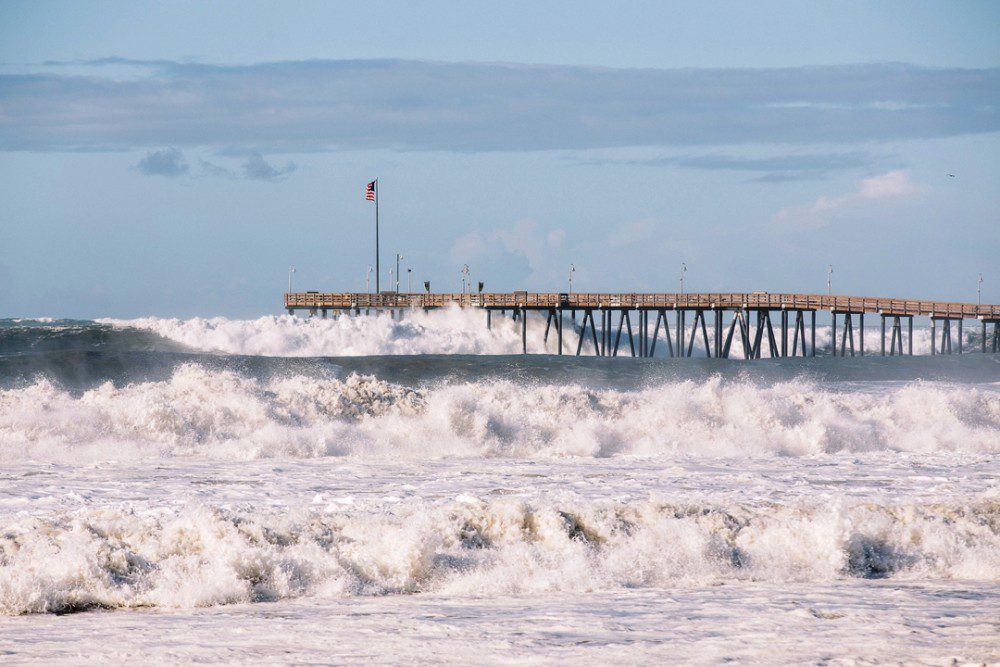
[1,313,998,664]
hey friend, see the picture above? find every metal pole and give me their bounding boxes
[958,319,963,354]
[375,179,380,293]
[931,318,936,355]
[908,317,913,355]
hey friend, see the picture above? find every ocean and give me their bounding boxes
[1,311,998,664]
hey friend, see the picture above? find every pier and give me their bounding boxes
[284,291,1000,357]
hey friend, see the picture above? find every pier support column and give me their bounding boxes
[881,316,886,356]
[487,310,492,331]
[676,310,685,357]
[715,309,724,358]
[859,313,864,356]
[811,311,816,357]
[780,310,788,358]
[931,318,936,354]
[521,308,527,354]
[983,321,987,354]
[958,319,963,354]
[557,309,564,355]
[831,311,837,356]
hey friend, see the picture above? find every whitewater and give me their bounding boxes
[1,313,998,664]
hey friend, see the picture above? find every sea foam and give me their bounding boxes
[1,364,997,462]
[100,310,978,358]
[2,498,997,615]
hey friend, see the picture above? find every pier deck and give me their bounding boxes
[286,291,1000,319]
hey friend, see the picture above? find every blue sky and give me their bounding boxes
[1,1,998,317]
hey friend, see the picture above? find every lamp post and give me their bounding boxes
[827,265,833,296]
[679,263,687,294]
[287,266,296,292]
[461,264,470,294]
[407,268,412,294]
[395,253,404,291]
[568,264,575,293]
[978,273,984,305]
[366,265,373,294]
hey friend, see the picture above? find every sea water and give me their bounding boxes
[1,311,998,664]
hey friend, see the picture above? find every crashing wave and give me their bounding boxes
[1,364,997,461]
[98,310,975,358]
[2,498,997,615]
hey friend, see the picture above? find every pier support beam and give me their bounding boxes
[780,310,788,358]
[648,309,672,358]
[521,308,527,354]
[881,314,911,356]
[715,309,724,358]
[811,310,816,357]
[557,309,564,355]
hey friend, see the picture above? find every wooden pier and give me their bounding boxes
[284,291,1000,358]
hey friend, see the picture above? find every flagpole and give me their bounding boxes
[375,178,380,293]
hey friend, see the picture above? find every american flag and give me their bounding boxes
[365,180,376,201]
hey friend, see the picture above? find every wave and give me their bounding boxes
[2,364,997,462]
[98,311,989,358]
[2,498,997,615]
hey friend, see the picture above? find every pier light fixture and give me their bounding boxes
[407,268,412,294]
[569,264,576,293]
[287,266,296,292]
[366,265,373,294]
[478,281,485,294]
[827,265,834,296]
[680,263,687,294]
[389,268,394,292]
[424,281,431,294]
[978,273,984,305]
[461,264,471,294]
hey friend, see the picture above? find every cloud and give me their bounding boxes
[2,60,996,152]
[609,218,657,247]
[577,150,883,182]
[242,153,297,181]
[134,147,188,176]
[450,219,564,286]
[773,170,917,230]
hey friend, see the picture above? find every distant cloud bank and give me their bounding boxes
[2,59,997,153]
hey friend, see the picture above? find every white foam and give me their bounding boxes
[2,498,996,615]
[1,365,997,462]
[100,310,985,357]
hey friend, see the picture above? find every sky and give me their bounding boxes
[1,1,998,317]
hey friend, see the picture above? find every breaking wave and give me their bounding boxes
[2,364,998,462]
[97,311,983,358]
[2,498,997,615]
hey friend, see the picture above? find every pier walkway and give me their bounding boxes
[284,291,1000,358]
